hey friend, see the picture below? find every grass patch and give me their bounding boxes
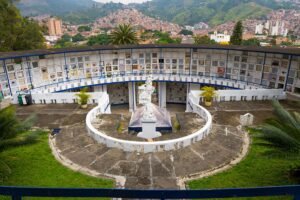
[0,133,114,199]
[188,135,300,199]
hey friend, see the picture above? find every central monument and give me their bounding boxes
[128,76,172,139]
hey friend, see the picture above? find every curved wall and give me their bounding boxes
[0,45,300,97]
[86,91,212,153]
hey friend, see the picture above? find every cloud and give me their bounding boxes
[94,0,151,4]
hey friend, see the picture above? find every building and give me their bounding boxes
[0,44,300,101]
[194,22,209,30]
[48,18,63,36]
[255,20,288,37]
[210,31,231,43]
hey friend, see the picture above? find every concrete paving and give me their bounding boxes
[19,102,299,189]
[53,121,245,189]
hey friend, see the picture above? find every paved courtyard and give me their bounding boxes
[15,99,300,189]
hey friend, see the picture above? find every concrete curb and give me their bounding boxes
[49,127,250,190]
[48,134,126,188]
[177,128,250,189]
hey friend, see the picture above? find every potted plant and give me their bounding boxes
[200,86,217,107]
[75,87,91,109]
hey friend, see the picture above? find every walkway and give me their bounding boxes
[52,121,245,189]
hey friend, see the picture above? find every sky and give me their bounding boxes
[94,0,151,4]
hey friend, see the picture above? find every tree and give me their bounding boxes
[110,24,138,45]
[87,33,110,46]
[280,41,293,46]
[242,38,261,46]
[154,31,181,44]
[77,25,91,32]
[248,100,300,153]
[230,21,243,45]
[72,33,85,42]
[12,18,45,51]
[0,0,45,51]
[179,29,193,35]
[54,34,73,48]
[194,35,216,45]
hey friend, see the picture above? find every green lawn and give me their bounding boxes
[0,133,114,199]
[188,135,300,199]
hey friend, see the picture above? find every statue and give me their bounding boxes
[137,76,162,139]
[138,76,155,121]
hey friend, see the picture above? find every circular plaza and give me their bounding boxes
[2,44,300,189]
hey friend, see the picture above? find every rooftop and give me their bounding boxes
[0,44,300,60]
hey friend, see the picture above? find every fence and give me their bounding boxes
[0,185,300,199]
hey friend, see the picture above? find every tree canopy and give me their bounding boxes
[110,24,138,45]
[242,38,261,46]
[154,31,181,44]
[77,25,91,32]
[87,33,110,46]
[179,29,193,36]
[230,21,243,45]
[0,0,45,51]
[193,35,216,45]
[72,33,85,43]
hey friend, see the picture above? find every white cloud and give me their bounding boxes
[94,0,151,4]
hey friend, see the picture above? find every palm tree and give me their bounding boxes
[0,106,40,153]
[110,24,138,45]
[0,106,41,177]
[248,100,300,153]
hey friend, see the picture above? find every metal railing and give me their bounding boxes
[0,185,300,200]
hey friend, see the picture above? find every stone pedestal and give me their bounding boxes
[137,118,162,139]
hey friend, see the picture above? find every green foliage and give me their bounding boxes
[116,121,124,133]
[54,34,74,48]
[173,117,181,131]
[193,35,216,45]
[280,41,293,46]
[16,0,97,16]
[87,33,110,46]
[61,3,125,25]
[248,100,300,154]
[242,38,261,46]
[72,33,85,42]
[75,87,91,105]
[16,0,299,26]
[0,106,41,152]
[179,29,193,36]
[154,31,181,44]
[110,24,138,45]
[0,0,45,52]
[77,25,91,32]
[188,134,300,194]
[0,133,114,189]
[0,105,41,179]
[200,86,217,102]
[230,21,243,45]
[135,0,284,26]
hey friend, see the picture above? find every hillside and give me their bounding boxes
[62,3,126,25]
[16,0,300,25]
[16,0,100,16]
[135,0,297,26]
